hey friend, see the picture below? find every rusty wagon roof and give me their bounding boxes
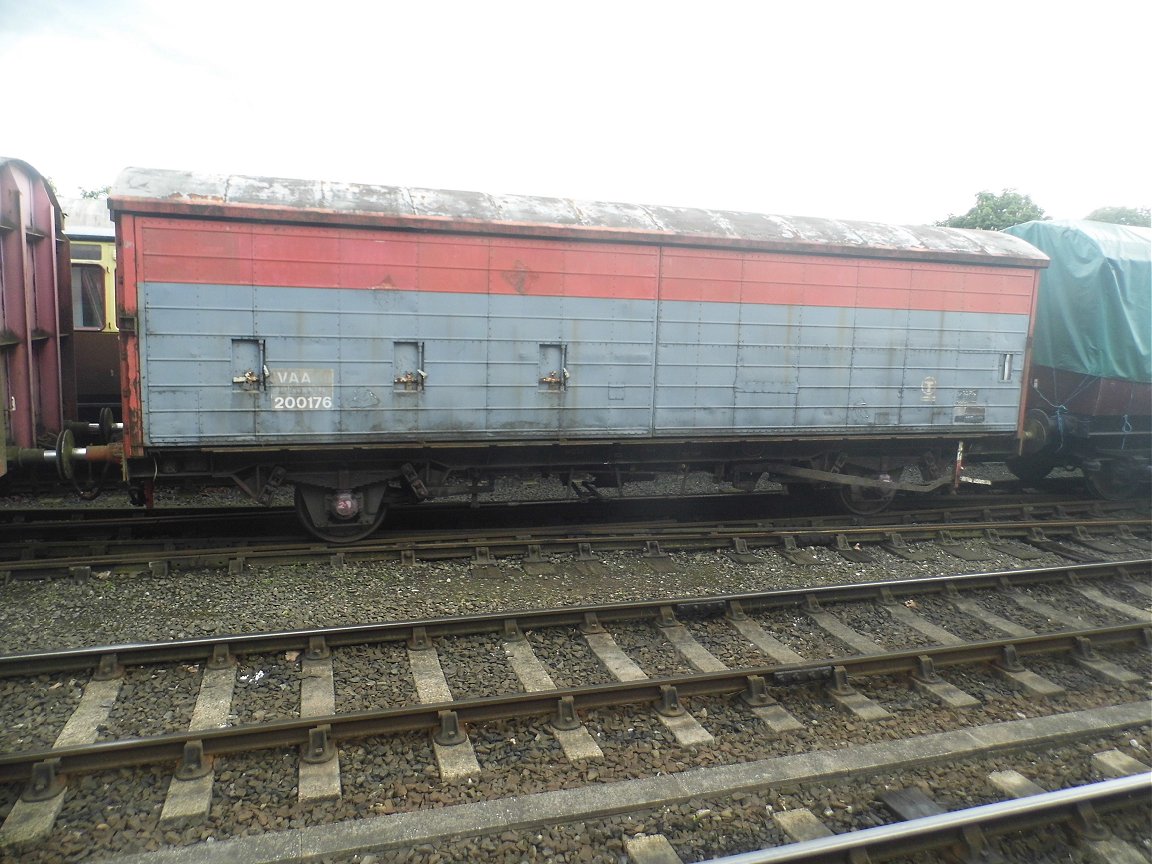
[110,167,1049,267]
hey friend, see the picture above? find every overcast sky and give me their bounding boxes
[2,0,1147,225]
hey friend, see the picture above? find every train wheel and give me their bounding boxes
[72,455,113,500]
[1005,454,1056,484]
[294,485,387,543]
[1083,463,1142,500]
[834,481,896,516]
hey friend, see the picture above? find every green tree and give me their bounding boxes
[80,185,111,200]
[937,190,1047,231]
[1085,206,1150,226]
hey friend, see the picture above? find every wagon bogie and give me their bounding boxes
[293,482,390,543]
[1082,458,1147,500]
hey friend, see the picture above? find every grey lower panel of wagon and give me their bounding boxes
[138,282,1027,447]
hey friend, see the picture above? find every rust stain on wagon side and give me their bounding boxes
[502,261,537,294]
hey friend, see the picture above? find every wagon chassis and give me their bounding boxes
[125,431,1009,541]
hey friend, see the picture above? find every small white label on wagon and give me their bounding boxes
[269,368,334,410]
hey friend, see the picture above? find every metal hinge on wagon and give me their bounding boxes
[232,366,270,390]
[539,368,569,391]
[393,370,427,392]
[231,338,268,391]
[539,343,569,391]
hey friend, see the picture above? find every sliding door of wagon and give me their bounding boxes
[139,282,258,445]
[732,303,801,431]
[484,239,658,440]
[654,248,818,435]
[652,250,739,434]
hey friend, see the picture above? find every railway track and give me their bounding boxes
[0,478,1124,540]
[0,497,1147,581]
[1,559,1149,862]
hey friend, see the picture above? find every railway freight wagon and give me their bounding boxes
[0,158,75,482]
[109,169,1048,540]
[1003,220,1151,497]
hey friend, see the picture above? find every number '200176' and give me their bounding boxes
[273,395,333,410]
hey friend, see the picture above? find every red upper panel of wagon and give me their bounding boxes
[109,168,1047,269]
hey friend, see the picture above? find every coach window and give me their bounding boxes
[71,263,106,329]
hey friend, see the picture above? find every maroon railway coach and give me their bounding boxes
[0,157,75,481]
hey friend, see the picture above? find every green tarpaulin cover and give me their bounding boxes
[1005,220,1151,384]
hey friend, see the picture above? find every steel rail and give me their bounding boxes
[1,559,1147,678]
[0,505,281,526]
[0,501,1119,558]
[0,622,1146,784]
[0,489,1121,533]
[0,512,1147,578]
[703,773,1152,863]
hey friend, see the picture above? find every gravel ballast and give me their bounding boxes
[0,477,1147,864]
